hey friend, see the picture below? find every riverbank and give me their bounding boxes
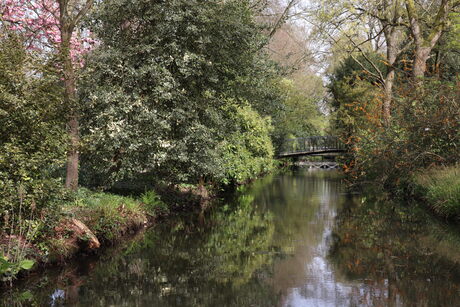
[0,185,210,285]
[0,165,278,286]
[412,164,460,221]
[1,191,148,284]
[348,163,460,223]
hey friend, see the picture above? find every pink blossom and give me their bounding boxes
[1,0,95,67]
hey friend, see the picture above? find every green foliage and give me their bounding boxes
[414,165,460,219]
[0,31,67,282]
[327,54,385,143]
[140,190,168,213]
[220,104,274,185]
[0,253,35,282]
[271,77,326,149]
[79,0,281,188]
[0,31,67,227]
[330,78,377,135]
[328,53,385,102]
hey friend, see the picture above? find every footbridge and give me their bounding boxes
[278,136,346,158]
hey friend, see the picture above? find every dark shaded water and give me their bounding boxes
[3,169,460,306]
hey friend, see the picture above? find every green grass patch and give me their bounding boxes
[63,188,148,242]
[414,165,460,219]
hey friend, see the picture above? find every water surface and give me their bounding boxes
[3,169,460,306]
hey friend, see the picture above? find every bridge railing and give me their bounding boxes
[279,136,345,156]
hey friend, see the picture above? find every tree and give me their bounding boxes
[272,76,325,147]
[404,0,454,81]
[79,0,281,187]
[1,0,95,190]
[379,0,406,123]
[428,10,460,80]
[307,0,409,124]
[57,0,94,190]
[327,54,384,141]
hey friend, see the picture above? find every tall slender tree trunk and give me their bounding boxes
[382,37,397,124]
[383,69,395,124]
[57,0,93,191]
[382,21,401,125]
[61,24,79,191]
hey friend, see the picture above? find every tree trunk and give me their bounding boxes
[412,45,431,80]
[383,69,395,124]
[405,0,449,83]
[61,26,79,191]
[382,23,400,125]
[58,0,93,191]
[66,115,79,190]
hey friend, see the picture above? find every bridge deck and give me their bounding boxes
[278,149,345,158]
[278,136,346,158]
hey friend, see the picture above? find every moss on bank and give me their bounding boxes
[413,165,460,220]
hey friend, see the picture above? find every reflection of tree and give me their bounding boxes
[206,194,275,286]
[1,193,277,307]
[71,195,277,307]
[330,195,460,306]
[254,169,342,253]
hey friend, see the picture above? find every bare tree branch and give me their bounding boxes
[268,0,297,38]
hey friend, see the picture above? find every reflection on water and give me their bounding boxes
[3,169,460,306]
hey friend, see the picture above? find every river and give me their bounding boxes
[3,168,460,306]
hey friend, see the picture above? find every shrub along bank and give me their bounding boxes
[328,54,459,220]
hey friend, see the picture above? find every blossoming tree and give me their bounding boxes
[1,0,94,190]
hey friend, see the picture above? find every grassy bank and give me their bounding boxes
[413,165,460,221]
[0,188,168,283]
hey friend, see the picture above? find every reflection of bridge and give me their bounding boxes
[278,136,346,158]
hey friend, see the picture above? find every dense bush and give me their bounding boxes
[220,104,274,185]
[0,32,67,280]
[0,32,66,234]
[329,52,459,189]
[79,0,281,188]
[348,80,459,187]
